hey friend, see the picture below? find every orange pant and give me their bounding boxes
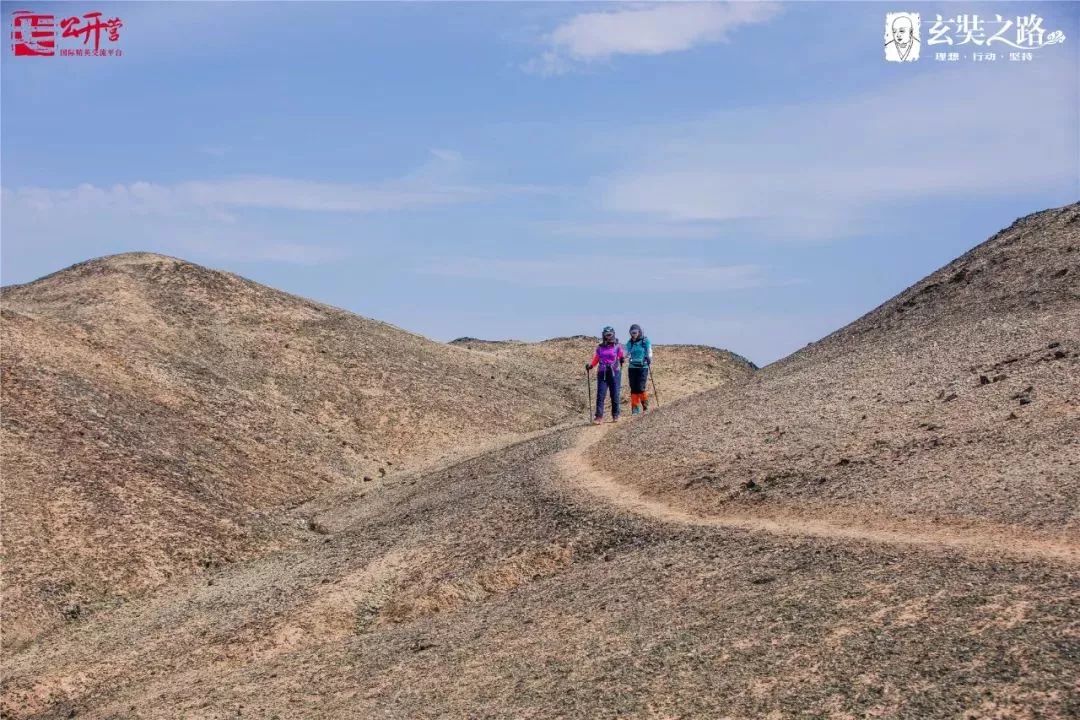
[630,391,649,410]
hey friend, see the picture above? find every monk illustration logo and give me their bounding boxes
[885,12,921,62]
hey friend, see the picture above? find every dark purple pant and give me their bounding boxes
[595,366,621,419]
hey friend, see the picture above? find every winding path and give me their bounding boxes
[555,424,1080,564]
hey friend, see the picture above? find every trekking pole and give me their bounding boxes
[649,364,661,407]
[622,364,630,414]
[585,366,593,421]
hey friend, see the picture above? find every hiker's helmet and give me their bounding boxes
[602,326,615,342]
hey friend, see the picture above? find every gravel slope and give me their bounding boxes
[0,254,750,650]
[3,206,1078,719]
[3,426,1076,719]
[590,203,1080,534]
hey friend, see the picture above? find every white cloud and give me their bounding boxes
[1,150,549,219]
[527,2,782,75]
[416,256,776,292]
[0,152,551,267]
[601,57,1078,238]
[545,220,727,240]
[409,306,852,367]
[180,235,349,266]
[0,189,349,268]
[428,148,464,164]
[7,177,480,217]
[180,176,481,213]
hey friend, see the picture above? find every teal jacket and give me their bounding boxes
[625,337,652,368]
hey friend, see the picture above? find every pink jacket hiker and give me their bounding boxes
[588,342,625,372]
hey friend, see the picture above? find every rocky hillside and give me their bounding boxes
[590,203,1080,535]
[4,207,1077,720]
[0,253,751,649]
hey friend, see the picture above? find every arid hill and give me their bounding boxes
[590,203,1080,536]
[3,206,1078,719]
[451,334,756,407]
[0,254,751,649]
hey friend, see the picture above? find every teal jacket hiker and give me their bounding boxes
[625,335,652,368]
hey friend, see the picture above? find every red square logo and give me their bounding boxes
[11,10,55,56]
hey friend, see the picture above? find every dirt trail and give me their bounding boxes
[555,424,1080,564]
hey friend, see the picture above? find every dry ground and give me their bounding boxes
[0,254,751,649]
[2,423,1076,719]
[2,205,1078,719]
[591,204,1080,536]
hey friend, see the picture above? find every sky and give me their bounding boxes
[2,1,1078,366]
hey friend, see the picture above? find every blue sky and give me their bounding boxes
[2,1,1077,365]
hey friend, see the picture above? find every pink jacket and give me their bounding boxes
[588,342,625,372]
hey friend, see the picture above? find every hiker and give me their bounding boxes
[586,326,625,424]
[625,323,653,414]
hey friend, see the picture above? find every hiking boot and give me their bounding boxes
[632,406,642,416]
[592,416,603,425]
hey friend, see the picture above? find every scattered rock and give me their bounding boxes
[1011,385,1034,406]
